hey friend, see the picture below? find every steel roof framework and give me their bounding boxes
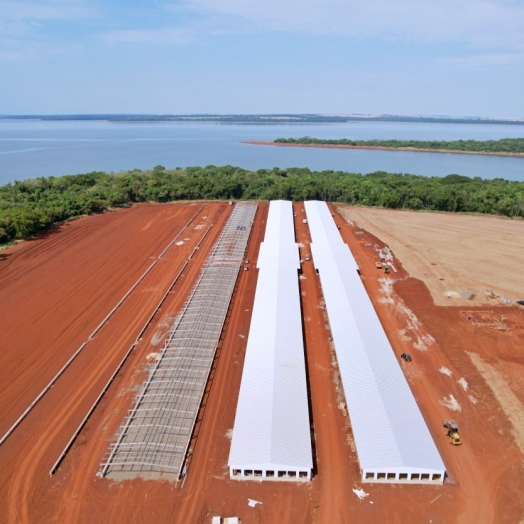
[228,200,313,482]
[304,200,446,484]
[100,203,257,479]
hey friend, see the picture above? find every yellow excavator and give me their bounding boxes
[444,420,462,445]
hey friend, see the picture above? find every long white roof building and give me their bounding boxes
[228,200,313,481]
[305,200,446,483]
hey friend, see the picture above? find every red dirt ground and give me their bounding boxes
[1,201,523,524]
[0,202,232,523]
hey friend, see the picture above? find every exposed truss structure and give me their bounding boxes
[99,203,257,479]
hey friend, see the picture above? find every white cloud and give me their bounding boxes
[438,51,524,68]
[0,0,95,21]
[0,47,36,61]
[100,27,193,45]
[0,0,96,62]
[185,0,524,50]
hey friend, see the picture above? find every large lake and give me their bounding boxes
[1,119,523,184]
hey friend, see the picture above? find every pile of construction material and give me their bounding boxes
[378,247,393,262]
[485,289,512,304]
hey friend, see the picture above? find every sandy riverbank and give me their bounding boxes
[245,141,524,158]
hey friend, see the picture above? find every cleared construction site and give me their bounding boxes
[4,199,522,523]
[101,199,445,483]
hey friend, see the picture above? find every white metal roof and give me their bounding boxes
[305,201,445,479]
[228,200,313,475]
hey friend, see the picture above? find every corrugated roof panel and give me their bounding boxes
[228,201,313,479]
[305,200,445,482]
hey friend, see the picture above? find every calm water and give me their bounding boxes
[1,119,523,184]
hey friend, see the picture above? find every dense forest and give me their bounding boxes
[275,137,524,153]
[1,165,523,245]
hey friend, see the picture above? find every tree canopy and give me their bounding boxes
[1,166,523,245]
[275,137,524,154]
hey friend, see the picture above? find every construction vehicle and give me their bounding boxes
[485,289,499,300]
[443,420,462,445]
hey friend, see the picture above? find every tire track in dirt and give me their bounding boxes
[0,205,199,430]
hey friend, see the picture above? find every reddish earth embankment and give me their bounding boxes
[244,141,524,157]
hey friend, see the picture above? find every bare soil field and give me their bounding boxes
[1,201,523,524]
[0,202,232,523]
[336,206,524,306]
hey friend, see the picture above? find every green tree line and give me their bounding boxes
[275,136,524,153]
[1,165,523,245]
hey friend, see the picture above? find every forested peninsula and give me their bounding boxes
[268,137,524,156]
[1,166,523,245]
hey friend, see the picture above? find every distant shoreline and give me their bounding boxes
[244,141,524,158]
[2,114,524,126]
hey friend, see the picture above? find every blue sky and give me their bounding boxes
[1,0,523,117]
